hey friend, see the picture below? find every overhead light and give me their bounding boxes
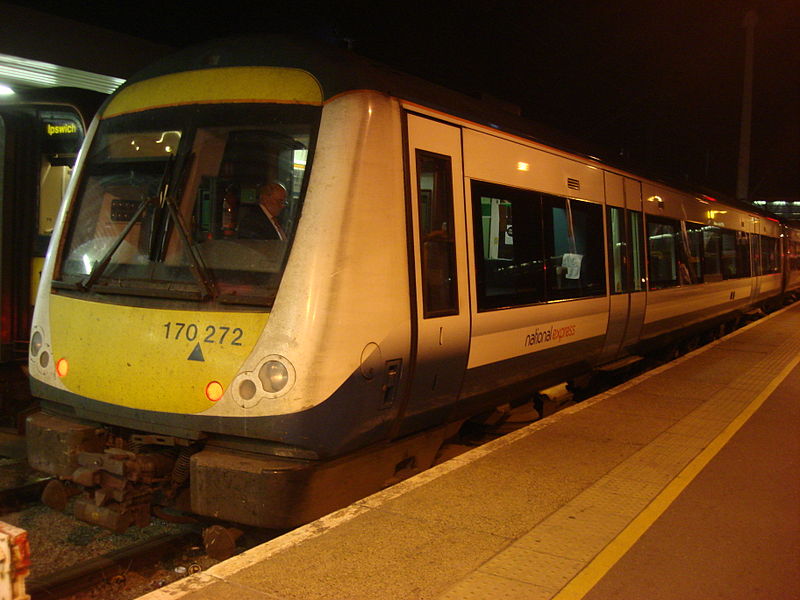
[0,84,14,96]
[0,53,124,94]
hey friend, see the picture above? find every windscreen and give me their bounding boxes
[58,103,319,305]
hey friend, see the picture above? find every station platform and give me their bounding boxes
[140,303,800,600]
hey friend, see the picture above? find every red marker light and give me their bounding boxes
[56,358,69,378]
[205,381,224,402]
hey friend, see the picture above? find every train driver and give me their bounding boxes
[237,182,288,240]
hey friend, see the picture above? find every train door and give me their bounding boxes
[601,175,646,361]
[394,113,471,436]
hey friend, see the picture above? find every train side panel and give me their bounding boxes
[458,127,610,410]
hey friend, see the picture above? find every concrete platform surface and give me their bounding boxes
[139,303,800,600]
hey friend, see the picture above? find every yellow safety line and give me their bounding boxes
[553,350,800,600]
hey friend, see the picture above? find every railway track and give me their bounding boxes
[27,530,202,600]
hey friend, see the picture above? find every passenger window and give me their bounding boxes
[542,194,605,300]
[471,180,543,310]
[736,231,750,277]
[471,180,605,309]
[751,234,762,276]
[680,223,704,284]
[416,150,458,318]
[719,231,736,278]
[760,235,780,274]
[647,216,679,289]
[703,226,722,281]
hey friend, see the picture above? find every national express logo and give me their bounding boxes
[524,324,577,348]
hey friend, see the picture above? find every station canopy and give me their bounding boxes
[0,52,124,95]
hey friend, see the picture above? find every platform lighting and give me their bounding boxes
[0,84,14,96]
[0,53,124,94]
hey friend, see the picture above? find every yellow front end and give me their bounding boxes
[43,295,268,413]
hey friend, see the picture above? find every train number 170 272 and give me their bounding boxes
[162,322,243,346]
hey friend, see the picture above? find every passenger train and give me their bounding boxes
[25,36,800,532]
[0,88,100,427]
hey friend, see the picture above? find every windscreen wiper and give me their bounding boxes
[161,190,217,299]
[78,198,152,292]
[79,153,178,293]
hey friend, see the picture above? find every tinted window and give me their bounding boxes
[608,206,625,294]
[682,223,704,284]
[471,180,605,310]
[472,181,543,310]
[543,194,605,300]
[416,151,458,317]
[760,235,780,274]
[647,217,679,289]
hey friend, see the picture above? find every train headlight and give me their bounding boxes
[259,360,289,393]
[232,355,295,409]
[238,379,257,401]
[30,331,43,357]
[255,355,296,398]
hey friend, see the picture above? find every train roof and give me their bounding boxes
[116,35,783,224]
[119,35,602,154]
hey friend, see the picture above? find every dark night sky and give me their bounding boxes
[10,0,800,199]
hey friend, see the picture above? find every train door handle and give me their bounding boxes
[381,359,402,407]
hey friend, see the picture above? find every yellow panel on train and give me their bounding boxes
[48,294,268,413]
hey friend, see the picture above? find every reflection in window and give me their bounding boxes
[703,226,722,281]
[59,103,320,305]
[719,229,739,278]
[472,181,543,310]
[760,235,780,274]
[647,217,678,289]
[681,223,703,284]
[607,208,646,294]
[416,151,458,318]
[734,231,750,277]
[608,207,625,294]
[543,195,605,300]
[471,180,605,310]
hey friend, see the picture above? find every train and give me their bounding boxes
[25,35,800,534]
[0,87,102,428]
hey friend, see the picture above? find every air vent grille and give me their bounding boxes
[567,178,580,191]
